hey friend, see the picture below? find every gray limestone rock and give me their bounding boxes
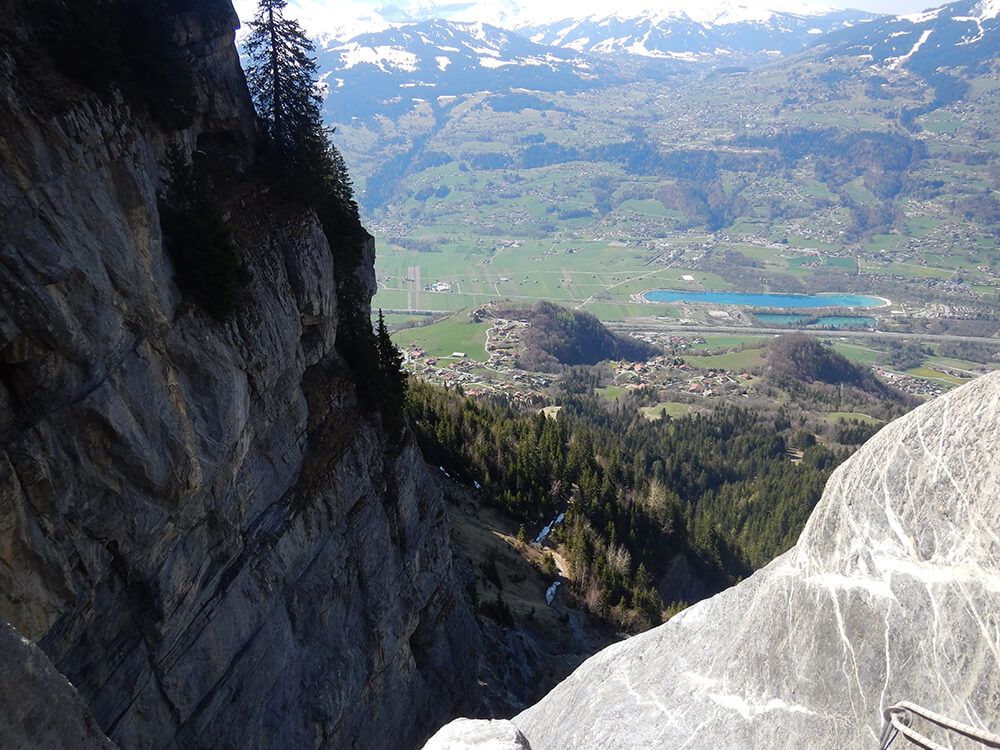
[0,3,476,748]
[0,620,116,750]
[429,371,1000,749]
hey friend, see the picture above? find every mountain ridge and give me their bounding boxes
[813,0,1000,73]
[521,7,878,61]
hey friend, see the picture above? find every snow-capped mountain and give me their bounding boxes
[523,7,877,61]
[237,0,871,56]
[815,0,999,73]
[382,0,532,27]
[320,19,626,119]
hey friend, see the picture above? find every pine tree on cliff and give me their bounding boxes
[376,309,408,395]
[374,309,408,439]
[245,0,319,152]
[244,0,357,218]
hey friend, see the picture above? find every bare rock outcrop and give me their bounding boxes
[429,371,1000,748]
[0,3,476,748]
[0,620,115,750]
[424,719,531,750]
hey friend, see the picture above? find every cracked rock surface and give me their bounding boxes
[429,372,1000,749]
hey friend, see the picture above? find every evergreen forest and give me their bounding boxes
[407,380,849,632]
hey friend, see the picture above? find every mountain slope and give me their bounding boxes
[524,7,877,61]
[426,371,1000,748]
[0,621,114,750]
[320,20,624,119]
[815,0,1000,73]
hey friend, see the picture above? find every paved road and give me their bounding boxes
[381,309,999,346]
[606,321,1000,345]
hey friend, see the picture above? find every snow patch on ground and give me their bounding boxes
[479,57,517,68]
[533,512,565,546]
[953,16,986,44]
[887,28,933,69]
[974,0,1000,20]
[897,6,944,23]
[667,50,705,60]
[592,36,631,52]
[337,43,419,72]
[545,581,562,606]
[468,44,501,56]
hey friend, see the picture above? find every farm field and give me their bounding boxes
[342,61,999,341]
[641,402,695,420]
[393,313,490,361]
[826,412,883,425]
[596,385,629,401]
[681,348,768,370]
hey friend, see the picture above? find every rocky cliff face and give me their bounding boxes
[426,371,1000,749]
[0,621,114,750]
[0,3,476,748]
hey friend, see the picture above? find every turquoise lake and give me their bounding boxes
[643,290,886,309]
[753,314,876,329]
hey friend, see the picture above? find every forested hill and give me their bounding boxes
[408,380,849,632]
[506,302,662,372]
[766,334,899,399]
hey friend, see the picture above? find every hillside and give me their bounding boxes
[408,377,850,633]
[426,371,1000,749]
[509,302,661,371]
[766,333,895,395]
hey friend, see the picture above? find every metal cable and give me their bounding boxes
[879,702,1000,750]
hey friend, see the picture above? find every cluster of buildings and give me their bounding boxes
[873,369,944,398]
[611,355,756,399]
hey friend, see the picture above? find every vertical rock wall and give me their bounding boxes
[0,3,476,748]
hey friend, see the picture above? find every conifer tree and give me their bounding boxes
[376,309,407,396]
[159,146,241,320]
[373,309,408,438]
[244,0,358,218]
[244,0,321,153]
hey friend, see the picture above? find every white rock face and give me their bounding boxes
[428,371,1000,749]
[424,719,530,749]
